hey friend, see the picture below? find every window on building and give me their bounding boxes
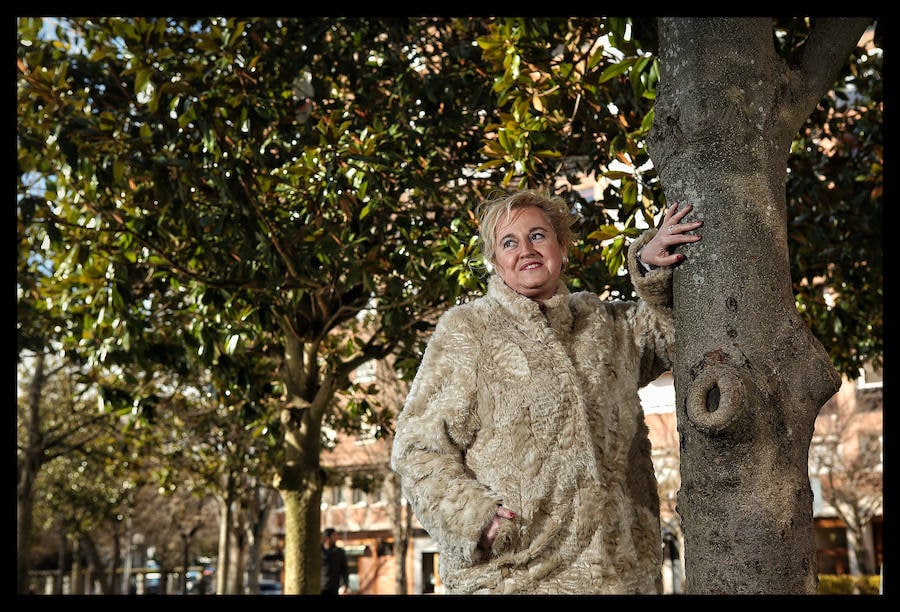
[421,552,442,594]
[376,539,393,556]
[373,479,386,504]
[814,517,849,575]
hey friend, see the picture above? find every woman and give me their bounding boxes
[390,190,702,594]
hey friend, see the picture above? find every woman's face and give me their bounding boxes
[492,205,564,302]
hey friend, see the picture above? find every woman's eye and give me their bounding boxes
[502,239,516,249]
[531,232,545,241]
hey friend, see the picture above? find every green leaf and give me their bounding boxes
[598,58,634,84]
[587,225,622,242]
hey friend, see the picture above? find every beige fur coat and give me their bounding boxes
[390,231,672,594]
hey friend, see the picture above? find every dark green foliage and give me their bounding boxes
[787,25,883,378]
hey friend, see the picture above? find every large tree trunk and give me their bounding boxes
[276,390,325,595]
[647,17,871,594]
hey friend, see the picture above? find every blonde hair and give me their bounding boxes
[477,190,576,267]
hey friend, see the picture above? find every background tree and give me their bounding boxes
[17,17,500,593]
[17,350,134,594]
[132,374,271,595]
[20,354,222,594]
[810,384,883,577]
[126,484,218,594]
[235,484,280,595]
[787,25,883,379]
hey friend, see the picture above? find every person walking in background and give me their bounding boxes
[320,528,350,595]
[390,189,702,594]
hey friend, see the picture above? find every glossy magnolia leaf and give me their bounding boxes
[598,57,635,84]
[586,225,622,242]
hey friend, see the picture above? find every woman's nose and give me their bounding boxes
[520,240,537,255]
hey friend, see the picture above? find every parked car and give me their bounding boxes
[257,579,282,595]
[143,561,161,594]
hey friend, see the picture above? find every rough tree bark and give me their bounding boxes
[647,17,872,594]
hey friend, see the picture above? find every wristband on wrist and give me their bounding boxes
[637,248,658,272]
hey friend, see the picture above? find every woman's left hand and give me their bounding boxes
[639,202,703,268]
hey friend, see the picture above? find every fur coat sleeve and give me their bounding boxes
[626,227,677,385]
[389,306,503,564]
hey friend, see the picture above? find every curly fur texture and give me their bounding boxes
[391,230,672,594]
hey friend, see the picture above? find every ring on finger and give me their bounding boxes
[667,226,674,233]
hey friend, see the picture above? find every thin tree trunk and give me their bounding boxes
[389,470,410,595]
[17,351,45,594]
[216,488,233,594]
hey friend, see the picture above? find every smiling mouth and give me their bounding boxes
[519,262,542,271]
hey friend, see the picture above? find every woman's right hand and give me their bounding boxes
[640,202,703,268]
[478,505,516,550]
